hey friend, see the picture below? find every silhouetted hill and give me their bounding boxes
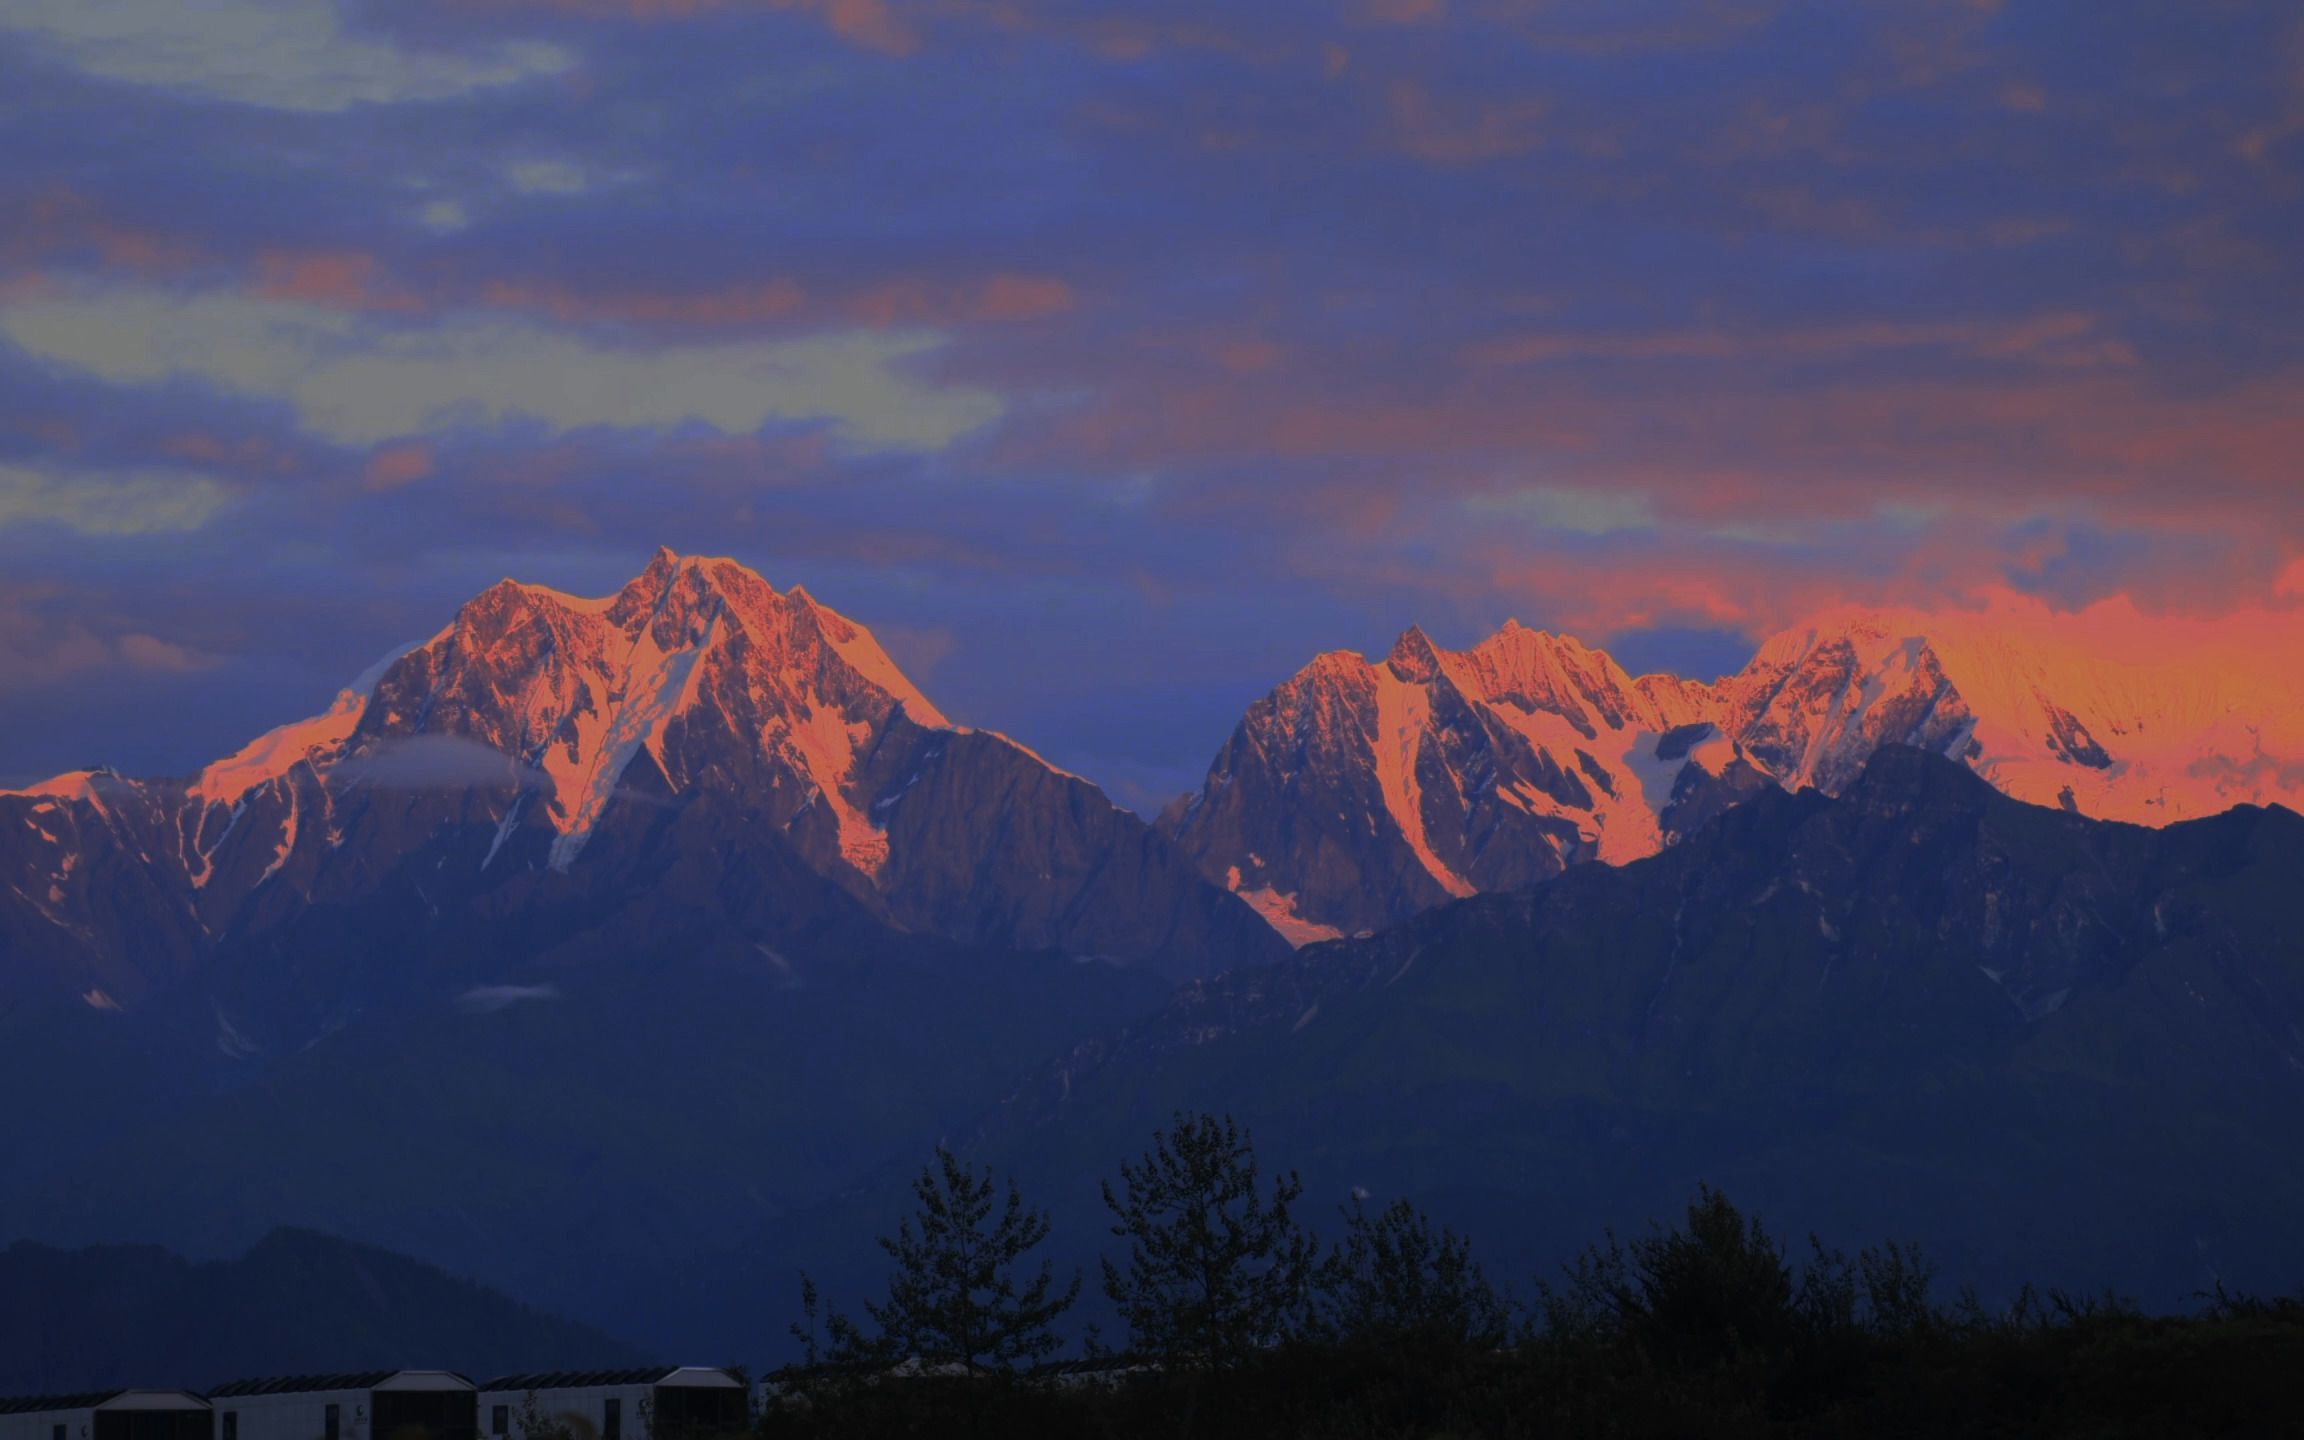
[0,1227,643,1392]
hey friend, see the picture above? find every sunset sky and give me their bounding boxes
[2,0,2299,809]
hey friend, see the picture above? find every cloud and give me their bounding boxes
[0,460,230,535]
[1465,486,1656,535]
[1386,81,1551,164]
[1464,314,2136,369]
[333,735,544,790]
[778,0,918,56]
[0,585,224,690]
[474,271,1073,331]
[416,199,472,234]
[0,0,575,111]
[363,441,435,490]
[455,983,563,1014]
[506,159,591,196]
[0,285,1007,453]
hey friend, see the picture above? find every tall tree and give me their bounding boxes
[1100,1112,1317,1370]
[1315,1197,1511,1352]
[797,1148,1077,1376]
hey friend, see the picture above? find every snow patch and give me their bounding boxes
[1236,885,1344,947]
[1369,664,1474,897]
[546,603,718,871]
[188,641,416,808]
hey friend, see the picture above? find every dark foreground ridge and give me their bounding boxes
[967,745,2304,1315]
[758,1139,2303,1440]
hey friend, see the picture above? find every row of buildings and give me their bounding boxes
[0,1368,749,1440]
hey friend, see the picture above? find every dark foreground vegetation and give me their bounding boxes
[762,1114,2302,1439]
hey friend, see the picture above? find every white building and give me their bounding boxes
[207,1373,475,1440]
[477,1369,745,1440]
[0,1391,212,1440]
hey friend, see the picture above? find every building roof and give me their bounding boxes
[209,1373,470,1399]
[478,1368,729,1393]
[0,1393,210,1416]
[0,1393,123,1415]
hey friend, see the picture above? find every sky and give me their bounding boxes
[1,0,2300,811]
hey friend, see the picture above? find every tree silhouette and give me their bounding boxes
[1314,1197,1511,1353]
[1100,1112,1317,1370]
[805,1147,1078,1375]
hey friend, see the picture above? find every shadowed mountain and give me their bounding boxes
[994,747,2304,1311]
[0,1228,642,1393]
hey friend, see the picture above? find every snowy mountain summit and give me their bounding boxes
[363,547,950,875]
[1164,603,2304,941]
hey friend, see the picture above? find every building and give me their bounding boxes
[0,1392,212,1440]
[476,1369,746,1440]
[207,1374,475,1440]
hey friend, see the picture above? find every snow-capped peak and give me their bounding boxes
[348,549,959,872]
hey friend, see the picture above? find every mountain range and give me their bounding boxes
[1161,604,2304,938]
[2,551,2300,1374]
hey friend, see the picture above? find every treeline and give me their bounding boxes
[760,1113,2303,1439]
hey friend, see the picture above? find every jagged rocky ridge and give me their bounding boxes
[1161,608,2304,939]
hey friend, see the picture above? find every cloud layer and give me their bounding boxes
[0,0,2298,799]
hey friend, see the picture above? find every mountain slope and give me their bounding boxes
[1,935,1171,1352]
[1005,747,2304,1306]
[1163,605,2304,938]
[0,1227,642,1393]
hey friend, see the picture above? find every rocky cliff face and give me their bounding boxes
[0,549,1282,1029]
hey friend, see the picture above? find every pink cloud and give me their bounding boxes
[255,250,419,311]
[1,188,204,278]
[364,442,436,491]
[0,586,223,691]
